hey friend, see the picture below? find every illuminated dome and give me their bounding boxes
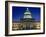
[24,8,32,18]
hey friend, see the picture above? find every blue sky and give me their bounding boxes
[12,6,40,21]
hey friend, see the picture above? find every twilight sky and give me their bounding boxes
[12,6,40,21]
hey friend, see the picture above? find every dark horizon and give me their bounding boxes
[12,6,40,21]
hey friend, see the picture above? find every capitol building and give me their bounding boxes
[12,8,40,30]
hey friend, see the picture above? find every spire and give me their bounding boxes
[26,8,29,12]
[27,8,28,11]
